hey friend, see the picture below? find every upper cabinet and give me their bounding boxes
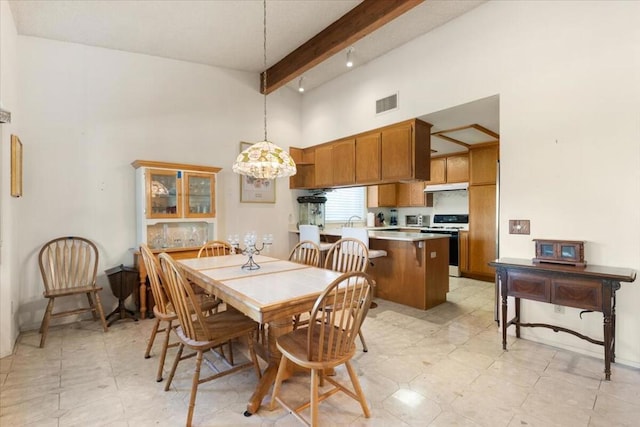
[396,181,433,207]
[290,118,432,189]
[381,120,431,182]
[367,183,396,208]
[425,153,469,185]
[445,154,469,183]
[469,144,498,185]
[355,132,381,184]
[425,157,446,185]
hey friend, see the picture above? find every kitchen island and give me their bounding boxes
[291,228,450,310]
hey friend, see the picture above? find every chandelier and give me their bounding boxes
[232,0,296,180]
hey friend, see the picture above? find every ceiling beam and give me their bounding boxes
[261,0,424,94]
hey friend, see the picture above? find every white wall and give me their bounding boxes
[0,0,21,357]
[8,35,301,341]
[302,1,640,366]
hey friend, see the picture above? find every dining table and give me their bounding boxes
[177,253,343,415]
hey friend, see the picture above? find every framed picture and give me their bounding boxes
[11,135,22,197]
[239,141,276,203]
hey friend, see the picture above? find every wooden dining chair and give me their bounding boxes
[159,252,262,427]
[324,237,369,274]
[289,240,321,330]
[323,237,370,352]
[288,240,321,268]
[197,240,233,258]
[140,244,219,382]
[38,236,108,348]
[269,271,374,426]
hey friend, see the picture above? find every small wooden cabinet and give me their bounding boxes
[470,144,498,185]
[446,154,469,183]
[367,183,396,207]
[332,138,356,186]
[355,132,381,184]
[468,184,496,279]
[314,145,334,187]
[425,153,469,185]
[396,181,433,207]
[425,157,446,184]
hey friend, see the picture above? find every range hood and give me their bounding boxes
[424,182,469,192]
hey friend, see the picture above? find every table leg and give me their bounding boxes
[515,297,521,338]
[245,316,293,415]
[139,281,147,320]
[501,293,508,350]
[604,313,613,381]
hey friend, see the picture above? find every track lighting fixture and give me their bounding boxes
[298,77,304,93]
[346,47,354,68]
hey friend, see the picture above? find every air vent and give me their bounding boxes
[376,93,398,114]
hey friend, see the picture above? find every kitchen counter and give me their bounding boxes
[289,226,450,310]
[292,227,449,242]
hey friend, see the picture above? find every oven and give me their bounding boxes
[420,214,468,277]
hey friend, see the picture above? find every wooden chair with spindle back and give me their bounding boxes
[38,236,108,348]
[159,252,261,427]
[140,243,219,382]
[269,271,374,425]
[323,237,371,352]
[289,240,321,330]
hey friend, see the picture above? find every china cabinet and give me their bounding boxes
[132,160,220,249]
[131,160,221,318]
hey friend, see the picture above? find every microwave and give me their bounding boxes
[405,215,425,227]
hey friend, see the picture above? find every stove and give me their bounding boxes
[420,214,469,276]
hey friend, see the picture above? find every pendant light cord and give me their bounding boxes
[263,0,268,142]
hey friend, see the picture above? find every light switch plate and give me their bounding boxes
[509,220,530,235]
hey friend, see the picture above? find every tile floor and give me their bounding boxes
[1,277,639,426]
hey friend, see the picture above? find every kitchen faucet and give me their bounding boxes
[345,215,362,227]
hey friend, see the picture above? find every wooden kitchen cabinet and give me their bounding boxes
[314,145,333,187]
[425,153,469,185]
[446,154,469,183]
[289,147,315,189]
[470,144,498,185]
[468,184,496,280]
[425,157,446,184]
[396,181,433,207]
[367,183,396,207]
[381,119,431,182]
[332,138,356,186]
[355,132,381,184]
[289,117,431,189]
[459,230,469,273]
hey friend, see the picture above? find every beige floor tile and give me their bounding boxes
[1,276,639,426]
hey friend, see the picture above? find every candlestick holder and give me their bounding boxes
[228,232,273,270]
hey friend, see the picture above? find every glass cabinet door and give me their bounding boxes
[184,172,216,218]
[146,169,182,218]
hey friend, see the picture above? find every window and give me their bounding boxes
[325,187,366,223]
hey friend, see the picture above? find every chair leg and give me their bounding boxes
[86,293,98,320]
[144,318,161,359]
[156,319,172,382]
[186,350,204,427]
[358,329,368,352]
[39,298,55,348]
[268,353,289,411]
[165,343,184,392]
[345,361,370,418]
[310,368,320,426]
[92,291,109,332]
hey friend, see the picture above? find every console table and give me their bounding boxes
[489,258,636,380]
